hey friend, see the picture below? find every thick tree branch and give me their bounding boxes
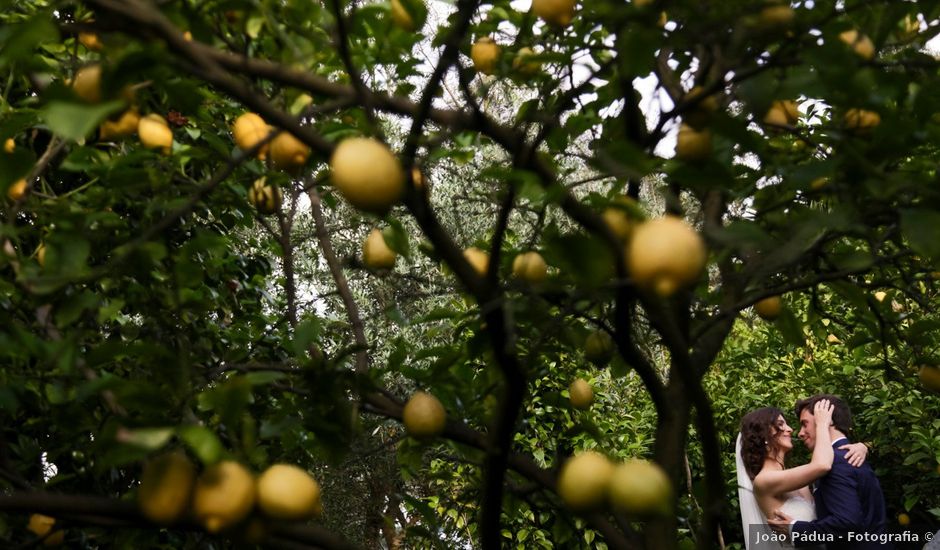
[307,187,369,373]
[0,492,361,549]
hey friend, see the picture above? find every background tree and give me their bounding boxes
[1,0,939,548]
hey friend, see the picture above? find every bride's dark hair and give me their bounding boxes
[739,407,786,480]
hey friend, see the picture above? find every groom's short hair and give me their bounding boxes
[795,394,853,434]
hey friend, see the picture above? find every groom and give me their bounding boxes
[767,394,893,549]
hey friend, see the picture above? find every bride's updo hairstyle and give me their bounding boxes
[739,407,785,480]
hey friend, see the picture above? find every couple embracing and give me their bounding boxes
[736,394,893,549]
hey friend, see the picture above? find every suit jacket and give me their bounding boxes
[791,438,893,549]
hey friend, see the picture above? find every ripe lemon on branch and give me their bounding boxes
[71,64,102,103]
[463,247,489,277]
[330,137,405,213]
[675,124,712,161]
[248,177,282,215]
[257,464,322,520]
[568,378,594,409]
[609,459,672,516]
[269,131,310,171]
[754,296,783,320]
[193,461,256,533]
[627,216,706,297]
[471,37,501,75]
[28,514,64,546]
[512,251,547,284]
[403,391,446,439]
[363,228,397,269]
[532,0,576,27]
[919,365,940,393]
[100,108,140,140]
[138,451,196,525]
[557,451,614,510]
[138,114,173,155]
[232,112,270,159]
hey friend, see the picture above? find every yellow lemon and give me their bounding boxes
[193,461,256,533]
[513,47,541,76]
[28,514,64,546]
[248,177,282,215]
[138,114,173,154]
[568,378,594,410]
[675,124,712,162]
[609,459,672,516]
[754,296,783,320]
[463,247,489,277]
[758,4,795,29]
[531,0,577,27]
[4,138,14,153]
[919,365,940,393]
[764,100,799,126]
[402,391,447,439]
[269,131,311,171]
[471,37,501,75]
[138,451,197,525]
[78,32,103,50]
[232,113,270,159]
[390,0,416,31]
[627,216,706,297]
[99,108,140,140]
[7,178,27,201]
[512,251,547,284]
[72,64,102,103]
[839,29,875,60]
[363,228,397,269]
[557,451,614,510]
[330,137,405,213]
[844,108,881,134]
[257,464,322,520]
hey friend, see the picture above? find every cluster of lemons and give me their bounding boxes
[137,452,321,538]
[558,451,673,517]
[68,64,174,153]
[675,21,881,164]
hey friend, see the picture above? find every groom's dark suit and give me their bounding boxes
[790,438,892,549]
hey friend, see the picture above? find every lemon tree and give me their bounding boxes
[1,1,940,549]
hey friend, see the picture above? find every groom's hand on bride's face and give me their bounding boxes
[767,510,794,535]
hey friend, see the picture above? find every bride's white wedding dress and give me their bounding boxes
[778,494,816,523]
[736,434,824,550]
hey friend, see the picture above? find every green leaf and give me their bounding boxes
[384,218,411,258]
[901,209,940,267]
[291,316,322,358]
[118,427,175,450]
[44,233,92,278]
[42,101,125,141]
[178,425,224,465]
[774,307,805,348]
[0,15,59,69]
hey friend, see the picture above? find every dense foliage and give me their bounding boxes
[1,0,939,548]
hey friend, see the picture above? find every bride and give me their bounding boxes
[735,399,868,549]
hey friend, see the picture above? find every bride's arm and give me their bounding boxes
[754,400,835,497]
